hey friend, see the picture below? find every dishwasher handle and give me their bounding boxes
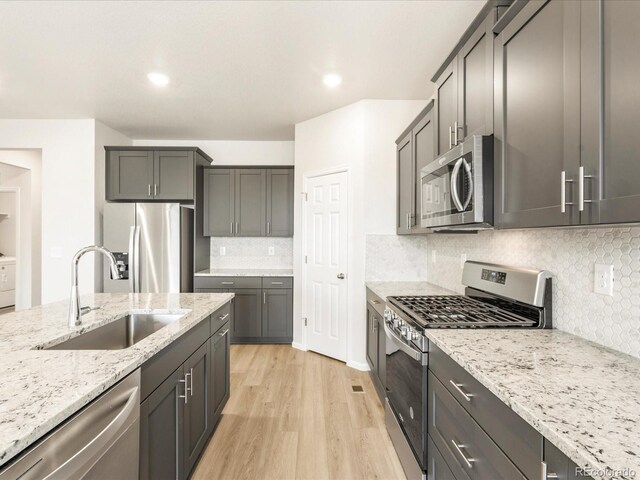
[44,382,139,479]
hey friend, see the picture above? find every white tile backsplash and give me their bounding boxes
[365,235,428,281]
[426,227,640,359]
[209,237,293,270]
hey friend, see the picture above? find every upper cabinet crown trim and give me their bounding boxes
[105,146,214,165]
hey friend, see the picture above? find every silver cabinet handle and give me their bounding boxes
[451,439,474,469]
[578,166,593,212]
[454,120,459,145]
[219,328,229,337]
[449,380,473,402]
[561,170,575,213]
[179,372,190,404]
[235,222,239,234]
[449,125,453,149]
[219,313,229,321]
[221,281,234,285]
[337,273,345,280]
[372,300,380,305]
[542,461,559,480]
[271,281,283,285]
[190,367,194,397]
[230,222,233,235]
[263,292,266,304]
[267,221,270,235]
[147,184,151,197]
[154,184,158,196]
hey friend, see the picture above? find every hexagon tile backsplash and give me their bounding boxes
[426,227,640,359]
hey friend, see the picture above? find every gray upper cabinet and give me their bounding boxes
[580,0,640,225]
[266,169,294,236]
[235,169,266,236]
[434,62,458,156]
[396,101,434,235]
[432,5,495,157]
[494,0,581,228]
[397,131,414,234]
[203,169,235,236]
[106,147,211,203]
[203,167,294,237]
[107,150,154,201]
[154,151,194,201]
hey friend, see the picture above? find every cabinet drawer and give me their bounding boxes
[210,302,232,336]
[262,277,292,289]
[366,288,386,317]
[429,344,542,479]
[428,372,526,480]
[428,435,460,480]
[194,276,261,289]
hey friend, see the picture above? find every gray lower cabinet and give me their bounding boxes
[209,322,230,428]
[427,436,457,480]
[194,277,293,344]
[203,167,294,237]
[263,289,293,339]
[140,368,185,480]
[106,147,211,203]
[544,438,592,480]
[139,304,231,480]
[365,289,386,402]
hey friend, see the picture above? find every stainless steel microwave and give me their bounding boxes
[420,135,493,230]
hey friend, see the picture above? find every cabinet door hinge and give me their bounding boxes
[302,192,308,201]
[304,255,307,264]
[303,317,308,326]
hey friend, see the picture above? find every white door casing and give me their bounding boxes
[303,170,348,362]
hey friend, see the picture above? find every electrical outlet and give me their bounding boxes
[460,253,467,269]
[431,250,437,263]
[594,264,614,296]
[268,246,275,256]
[219,246,226,256]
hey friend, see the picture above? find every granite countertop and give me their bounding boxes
[365,280,457,300]
[195,268,293,277]
[0,292,233,467]
[425,329,640,480]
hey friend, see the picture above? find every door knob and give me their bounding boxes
[337,273,345,280]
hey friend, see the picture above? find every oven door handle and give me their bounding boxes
[450,158,465,212]
[383,321,426,364]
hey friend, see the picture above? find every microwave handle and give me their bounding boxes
[450,159,465,212]
[460,158,474,211]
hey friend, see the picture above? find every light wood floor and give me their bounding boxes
[192,344,406,480]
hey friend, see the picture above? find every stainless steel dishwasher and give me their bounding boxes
[0,369,140,480]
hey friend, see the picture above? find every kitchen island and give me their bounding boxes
[0,292,233,469]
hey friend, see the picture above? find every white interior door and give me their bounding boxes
[304,170,348,361]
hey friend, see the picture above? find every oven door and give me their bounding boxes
[383,321,428,470]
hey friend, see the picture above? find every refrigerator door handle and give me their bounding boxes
[128,226,136,293]
[133,226,141,293]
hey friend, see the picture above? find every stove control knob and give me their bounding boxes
[412,331,421,341]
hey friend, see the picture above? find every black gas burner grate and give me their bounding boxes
[388,295,537,328]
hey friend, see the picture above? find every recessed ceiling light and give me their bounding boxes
[323,73,342,88]
[147,72,170,87]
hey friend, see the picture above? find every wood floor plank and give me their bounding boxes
[191,345,407,480]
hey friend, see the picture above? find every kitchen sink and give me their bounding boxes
[46,312,185,350]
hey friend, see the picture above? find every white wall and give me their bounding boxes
[94,121,132,290]
[0,150,42,307]
[0,121,99,303]
[293,99,427,369]
[133,139,294,166]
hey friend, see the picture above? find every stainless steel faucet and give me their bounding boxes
[69,246,120,328]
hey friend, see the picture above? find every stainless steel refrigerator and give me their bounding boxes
[103,203,194,293]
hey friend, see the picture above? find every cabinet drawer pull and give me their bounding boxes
[221,281,234,285]
[263,292,266,304]
[451,439,474,469]
[271,281,284,285]
[189,367,194,396]
[542,461,559,480]
[449,380,473,402]
[372,300,380,305]
[179,372,191,404]
[219,313,229,321]
[219,328,229,337]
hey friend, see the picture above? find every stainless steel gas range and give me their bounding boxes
[382,261,552,480]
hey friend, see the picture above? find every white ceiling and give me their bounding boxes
[0,1,483,140]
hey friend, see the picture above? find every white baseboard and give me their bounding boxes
[291,341,307,351]
[347,359,370,371]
